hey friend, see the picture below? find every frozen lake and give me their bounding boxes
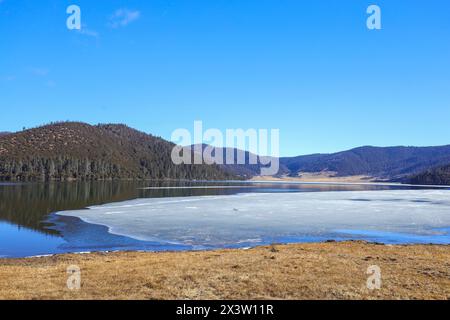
[1,181,449,258]
[56,189,450,248]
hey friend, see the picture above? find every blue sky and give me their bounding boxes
[1,0,449,156]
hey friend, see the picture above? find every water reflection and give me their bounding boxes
[0,180,409,235]
[0,181,145,235]
[0,180,433,257]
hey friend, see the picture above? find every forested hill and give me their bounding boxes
[211,145,450,180]
[0,122,236,181]
[189,144,288,178]
[405,164,450,185]
[280,145,450,180]
[2,122,449,182]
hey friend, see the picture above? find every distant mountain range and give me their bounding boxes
[0,132,10,137]
[280,145,450,181]
[188,144,285,178]
[0,122,235,181]
[201,145,450,184]
[1,122,449,184]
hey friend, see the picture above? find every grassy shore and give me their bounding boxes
[0,241,449,300]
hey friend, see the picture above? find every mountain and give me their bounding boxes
[188,144,287,178]
[405,164,450,185]
[0,122,236,181]
[279,146,450,180]
[2,123,449,183]
[0,132,10,137]
[205,145,450,181]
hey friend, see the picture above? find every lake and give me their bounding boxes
[0,181,449,258]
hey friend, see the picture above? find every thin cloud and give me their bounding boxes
[1,75,16,81]
[78,25,99,38]
[30,68,49,76]
[108,9,141,28]
[45,80,56,88]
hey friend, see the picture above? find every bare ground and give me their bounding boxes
[0,241,449,300]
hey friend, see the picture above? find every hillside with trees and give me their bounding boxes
[182,145,450,181]
[2,123,449,183]
[189,144,288,178]
[279,146,450,180]
[405,164,450,185]
[214,145,450,181]
[0,122,236,181]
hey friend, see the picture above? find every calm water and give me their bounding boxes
[0,181,448,258]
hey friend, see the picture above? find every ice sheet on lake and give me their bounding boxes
[56,190,450,245]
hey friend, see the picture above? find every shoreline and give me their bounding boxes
[10,240,445,260]
[10,238,449,260]
[2,178,449,189]
[249,177,450,189]
[1,241,448,300]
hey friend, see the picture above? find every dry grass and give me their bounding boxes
[0,241,449,300]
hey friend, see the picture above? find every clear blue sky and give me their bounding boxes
[1,0,449,156]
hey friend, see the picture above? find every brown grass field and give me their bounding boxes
[0,241,449,300]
